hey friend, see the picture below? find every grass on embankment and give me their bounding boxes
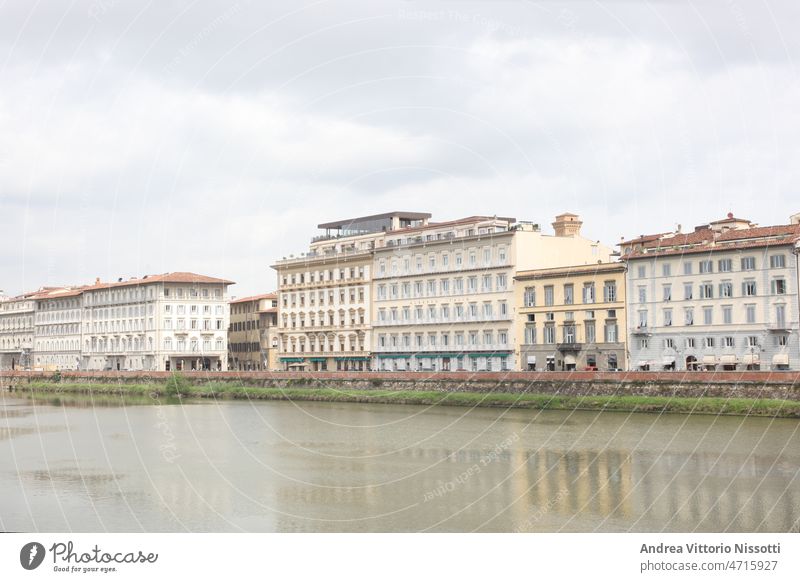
[9,381,800,417]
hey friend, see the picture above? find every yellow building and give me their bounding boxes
[228,293,279,371]
[514,262,627,371]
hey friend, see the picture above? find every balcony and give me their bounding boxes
[631,326,651,336]
[557,342,583,352]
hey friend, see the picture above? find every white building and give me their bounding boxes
[34,287,85,371]
[272,212,431,371]
[621,213,800,371]
[0,290,38,370]
[81,272,234,372]
[371,213,614,371]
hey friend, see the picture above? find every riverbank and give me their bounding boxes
[9,381,800,417]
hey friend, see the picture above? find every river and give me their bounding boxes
[1,391,798,532]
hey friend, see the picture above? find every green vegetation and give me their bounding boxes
[10,381,800,417]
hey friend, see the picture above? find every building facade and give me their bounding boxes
[272,212,431,371]
[0,291,38,370]
[33,287,85,371]
[81,272,233,372]
[515,263,627,372]
[371,213,614,371]
[621,214,800,371]
[228,293,279,371]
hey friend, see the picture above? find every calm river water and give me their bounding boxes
[1,391,798,532]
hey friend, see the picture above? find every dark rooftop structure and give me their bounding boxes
[317,211,431,238]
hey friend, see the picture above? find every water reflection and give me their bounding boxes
[0,392,798,532]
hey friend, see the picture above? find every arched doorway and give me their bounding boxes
[685,355,698,371]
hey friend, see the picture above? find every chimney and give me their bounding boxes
[790,212,800,225]
[95,277,100,285]
[552,213,582,237]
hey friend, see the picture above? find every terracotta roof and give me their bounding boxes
[87,272,234,290]
[621,223,800,259]
[230,293,277,304]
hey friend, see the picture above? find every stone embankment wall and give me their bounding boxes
[1,370,799,401]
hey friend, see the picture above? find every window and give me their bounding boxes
[637,286,646,303]
[699,283,713,299]
[664,338,674,349]
[496,274,507,290]
[747,336,759,347]
[440,279,450,294]
[699,260,713,274]
[771,279,787,295]
[683,262,692,275]
[639,338,649,349]
[745,304,756,324]
[741,256,755,271]
[524,326,536,344]
[544,286,554,306]
[582,283,595,304]
[564,284,574,305]
[427,280,436,295]
[637,310,648,328]
[637,265,646,279]
[662,284,672,302]
[663,309,672,327]
[722,306,732,324]
[604,323,617,343]
[585,321,596,343]
[685,338,695,348]
[776,305,786,328]
[662,263,671,277]
[704,337,715,349]
[543,325,556,344]
[482,275,492,292]
[770,255,786,269]
[684,308,694,326]
[719,282,733,298]
[703,306,713,325]
[603,281,617,302]
[718,258,732,272]
[742,280,757,296]
[775,335,788,347]
[524,287,536,307]
[683,283,693,300]
[723,337,734,348]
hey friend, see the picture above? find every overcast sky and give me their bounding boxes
[1,0,799,297]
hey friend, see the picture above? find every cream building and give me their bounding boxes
[33,287,85,371]
[371,213,614,371]
[515,262,627,372]
[81,272,233,372]
[228,293,279,371]
[621,213,800,371]
[0,290,38,370]
[272,212,431,371]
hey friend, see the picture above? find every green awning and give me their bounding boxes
[414,353,460,359]
[467,352,512,358]
[309,357,327,362]
[376,354,411,359]
[334,356,371,361]
[280,357,305,363]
